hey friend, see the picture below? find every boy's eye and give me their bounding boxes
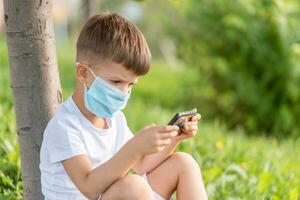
[110,80,121,84]
[109,80,137,89]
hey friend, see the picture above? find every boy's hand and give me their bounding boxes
[134,124,179,156]
[173,113,201,142]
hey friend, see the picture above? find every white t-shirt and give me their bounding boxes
[39,96,134,200]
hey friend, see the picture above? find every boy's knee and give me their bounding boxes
[170,152,200,172]
[117,174,153,200]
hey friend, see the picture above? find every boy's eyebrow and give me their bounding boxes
[109,76,127,81]
[109,75,138,83]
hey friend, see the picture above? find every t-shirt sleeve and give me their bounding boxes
[45,120,87,163]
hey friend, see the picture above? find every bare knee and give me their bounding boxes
[109,174,153,200]
[169,152,200,173]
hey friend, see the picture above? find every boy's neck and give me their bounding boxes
[72,85,108,129]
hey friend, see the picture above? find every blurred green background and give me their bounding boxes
[0,0,300,199]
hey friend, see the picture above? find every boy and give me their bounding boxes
[39,12,207,200]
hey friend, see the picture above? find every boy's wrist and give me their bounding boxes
[172,136,182,144]
[126,137,144,158]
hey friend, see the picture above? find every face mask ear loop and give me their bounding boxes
[88,67,97,79]
[83,82,90,90]
[85,64,97,89]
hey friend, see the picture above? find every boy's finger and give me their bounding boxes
[185,121,198,126]
[145,123,156,129]
[191,113,201,122]
[182,122,197,131]
[158,125,179,132]
[159,131,179,139]
[184,124,198,132]
[158,138,172,146]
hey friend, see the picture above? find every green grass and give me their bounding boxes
[0,36,299,199]
[0,35,23,199]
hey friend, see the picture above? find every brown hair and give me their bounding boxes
[76,12,151,75]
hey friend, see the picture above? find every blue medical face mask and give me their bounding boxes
[83,65,130,118]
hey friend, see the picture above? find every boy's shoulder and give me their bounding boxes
[114,110,127,122]
[44,97,81,135]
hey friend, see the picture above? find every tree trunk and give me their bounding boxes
[3,0,62,199]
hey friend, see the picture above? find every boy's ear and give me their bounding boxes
[75,63,89,83]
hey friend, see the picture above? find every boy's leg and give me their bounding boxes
[146,152,207,200]
[101,174,153,200]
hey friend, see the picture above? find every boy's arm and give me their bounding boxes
[133,138,180,175]
[62,124,178,200]
[133,114,201,175]
[62,138,141,200]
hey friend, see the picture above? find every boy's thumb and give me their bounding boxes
[145,123,156,128]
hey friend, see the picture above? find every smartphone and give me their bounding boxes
[168,108,198,133]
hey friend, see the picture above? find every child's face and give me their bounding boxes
[76,61,139,94]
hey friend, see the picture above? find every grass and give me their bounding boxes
[0,36,299,199]
[0,35,23,199]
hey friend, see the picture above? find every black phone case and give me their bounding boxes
[168,108,198,128]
